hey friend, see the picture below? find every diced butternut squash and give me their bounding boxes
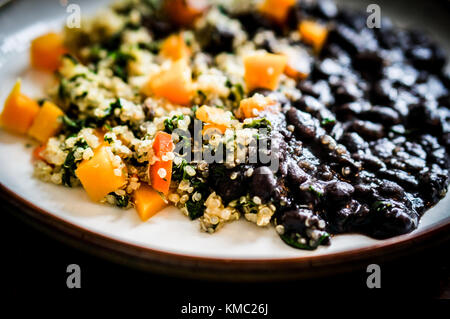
[31,32,68,71]
[28,101,64,143]
[1,80,40,134]
[165,0,209,26]
[75,145,127,202]
[244,53,287,91]
[134,184,168,221]
[239,94,277,119]
[299,20,328,53]
[149,132,174,195]
[160,33,191,60]
[259,0,296,24]
[196,105,231,128]
[202,123,227,136]
[142,59,193,105]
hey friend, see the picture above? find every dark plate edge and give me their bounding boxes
[1,181,449,281]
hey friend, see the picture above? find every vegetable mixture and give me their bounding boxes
[1,0,449,250]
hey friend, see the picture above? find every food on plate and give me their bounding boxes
[2,0,449,250]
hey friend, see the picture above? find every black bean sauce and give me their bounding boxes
[233,1,449,249]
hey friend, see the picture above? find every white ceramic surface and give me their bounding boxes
[0,0,449,260]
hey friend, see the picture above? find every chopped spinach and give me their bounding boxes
[109,192,130,208]
[164,114,185,133]
[185,199,205,220]
[321,117,336,126]
[243,118,272,131]
[280,232,330,250]
[109,51,135,81]
[62,139,88,187]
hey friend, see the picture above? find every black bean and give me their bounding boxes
[339,132,368,152]
[362,106,401,125]
[352,120,385,140]
[371,202,418,238]
[325,180,354,202]
[250,166,279,201]
[197,22,235,54]
[281,209,315,235]
[419,171,448,204]
[286,108,318,140]
[377,180,405,199]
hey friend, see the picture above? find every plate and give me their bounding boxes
[1,0,449,280]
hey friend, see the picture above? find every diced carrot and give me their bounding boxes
[152,131,174,156]
[134,184,168,221]
[259,0,296,24]
[149,132,174,195]
[142,59,193,105]
[30,32,68,71]
[149,159,173,195]
[32,145,46,161]
[1,80,40,134]
[28,101,64,143]
[75,145,127,202]
[299,20,328,53]
[244,53,287,91]
[202,123,227,136]
[164,0,209,26]
[160,33,191,60]
[239,94,277,119]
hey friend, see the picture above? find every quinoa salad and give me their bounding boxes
[1,0,449,250]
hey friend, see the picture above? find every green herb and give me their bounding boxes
[69,73,87,82]
[172,158,188,181]
[109,192,130,208]
[62,139,88,187]
[280,232,329,250]
[164,114,185,133]
[104,136,114,144]
[138,41,160,54]
[109,51,135,81]
[309,185,324,198]
[103,98,123,119]
[60,115,85,134]
[243,118,272,131]
[372,201,392,212]
[321,117,336,125]
[228,82,245,103]
[58,78,69,101]
[185,199,205,220]
[62,53,78,64]
[196,90,207,102]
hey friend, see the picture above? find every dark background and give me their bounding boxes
[3,206,449,307]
